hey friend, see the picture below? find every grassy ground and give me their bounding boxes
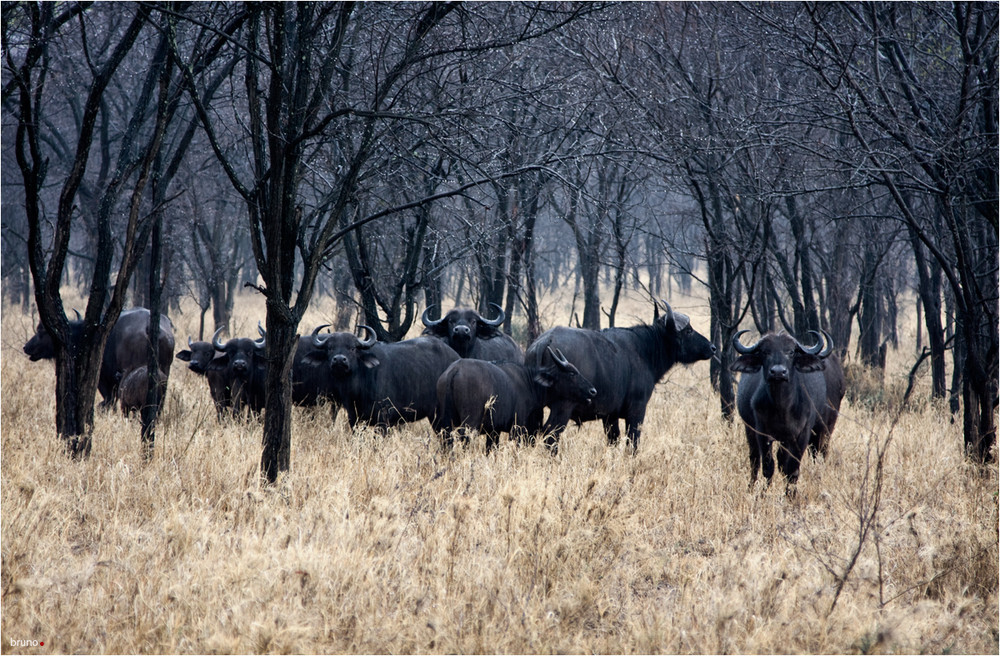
[1,287,997,654]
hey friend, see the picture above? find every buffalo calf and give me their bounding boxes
[176,337,231,418]
[435,346,597,452]
[119,366,168,416]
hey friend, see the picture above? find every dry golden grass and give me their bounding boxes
[1,287,997,654]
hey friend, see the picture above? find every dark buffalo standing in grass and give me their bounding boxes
[731,330,845,493]
[434,346,597,452]
[24,308,174,409]
[422,303,523,363]
[306,327,459,431]
[525,301,715,453]
[176,337,232,418]
[201,327,268,416]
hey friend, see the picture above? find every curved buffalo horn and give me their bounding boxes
[212,326,227,351]
[820,329,835,358]
[356,325,377,348]
[795,331,824,356]
[732,329,759,355]
[253,321,266,350]
[818,329,834,358]
[311,324,331,336]
[73,308,82,322]
[311,330,331,348]
[482,302,505,327]
[188,336,194,348]
[547,346,570,368]
[421,305,444,328]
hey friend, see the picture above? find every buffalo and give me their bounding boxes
[203,327,268,416]
[118,366,168,417]
[175,337,231,418]
[731,330,845,492]
[422,303,523,363]
[24,307,174,408]
[306,326,459,431]
[525,301,716,453]
[435,346,597,452]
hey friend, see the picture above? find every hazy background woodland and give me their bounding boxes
[1,5,998,652]
[2,3,997,470]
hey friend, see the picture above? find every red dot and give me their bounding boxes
[39,642,44,646]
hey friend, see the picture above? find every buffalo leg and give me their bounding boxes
[438,426,455,450]
[760,437,776,484]
[776,440,805,494]
[541,402,574,453]
[521,409,544,446]
[602,415,621,446]
[809,426,830,459]
[746,427,761,488]
[624,408,646,452]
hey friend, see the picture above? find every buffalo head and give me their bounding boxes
[207,326,266,377]
[422,303,504,355]
[23,310,84,361]
[176,336,218,374]
[653,300,717,363]
[309,325,379,377]
[731,330,832,381]
[535,346,597,404]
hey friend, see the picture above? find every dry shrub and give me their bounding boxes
[843,362,912,411]
[1,293,997,654]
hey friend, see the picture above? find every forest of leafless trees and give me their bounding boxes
[2,3,996,478]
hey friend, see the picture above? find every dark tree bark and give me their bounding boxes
[908,221,947,398]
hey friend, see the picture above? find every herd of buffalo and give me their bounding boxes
[23,301,846,491]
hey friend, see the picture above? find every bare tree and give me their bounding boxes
[5,3,180,454]
[786,2,998,461]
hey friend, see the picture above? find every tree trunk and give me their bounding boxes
[857,241,885,372]
[785,195,820,334]
[696,170,736,418]
[579,245,601,330]
[53,345,100,458]
[909,223,947,398]
[261,315,297,482]
[141,196,165,458]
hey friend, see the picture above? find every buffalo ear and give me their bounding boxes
[176,350,193,362]
[793,354,826,373]
[304,349,327,365]
[426,324,449,337]
[359,352,380,369]
[731,355,762,373]
[206,356,230,371]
